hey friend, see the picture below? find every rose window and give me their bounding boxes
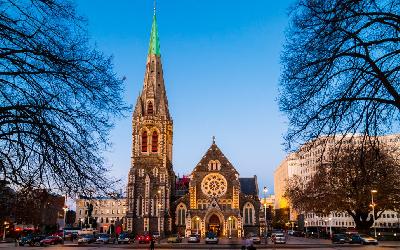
[201,173,227,197]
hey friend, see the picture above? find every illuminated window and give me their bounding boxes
[152,131,158,152]
[142,131,148,152]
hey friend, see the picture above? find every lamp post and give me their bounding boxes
[263,186,268,241]
[371,190,378,238]
[228,217,232,239]
[328,217,332,238]
[2,221,8,241]
[62,206,68,242]
[196,217,200,235]
[158,203,161,235]
[304,220,308,237]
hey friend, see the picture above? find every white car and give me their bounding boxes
[188,234,200,243]
[250,235,261,244]
[272,233,286,244]
[205,233,218,244]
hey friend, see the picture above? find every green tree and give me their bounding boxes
[0,0,128,195]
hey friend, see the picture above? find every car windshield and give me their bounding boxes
[275,233,284,237]
[189,234,197,237]
[207,232,216,238]
[98,234,108,237]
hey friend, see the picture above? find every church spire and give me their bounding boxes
[148,9,160,56]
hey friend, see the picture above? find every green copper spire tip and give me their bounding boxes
[148,14,161,56]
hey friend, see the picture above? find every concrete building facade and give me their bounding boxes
[274,134,400,231]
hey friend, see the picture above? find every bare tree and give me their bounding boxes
[279,0,400,150]
[285,142,400,232]
[0,0,128,195]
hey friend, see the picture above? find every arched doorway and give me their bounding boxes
[207,214,221,236]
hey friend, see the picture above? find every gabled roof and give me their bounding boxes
[191,139,238,175]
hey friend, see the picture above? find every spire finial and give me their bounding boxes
[153,0,156,15]
[212,136,216,144]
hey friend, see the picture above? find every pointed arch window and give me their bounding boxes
[147,101,153,115]
[152,131,158,152]
[142,131,148,152]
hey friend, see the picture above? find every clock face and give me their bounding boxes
[201,173,228,198]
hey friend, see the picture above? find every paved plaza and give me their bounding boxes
[1,237,399,250]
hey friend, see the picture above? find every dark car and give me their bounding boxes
[137,234,152,244]
[350,234,378,245]
[25,235,46,247]
[332,234,346,244]
[96,233,115,244]
[40,236,63,246]
[117,233,133,244]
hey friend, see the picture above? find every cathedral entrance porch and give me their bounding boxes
[207,214,221,236]
[204,209,225,237]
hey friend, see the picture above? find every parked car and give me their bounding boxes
[19,236,34,246]
[117,233,132,244]
[350,234,378,245]
[77,234,96,244]
[167,234,182,243]
[271,233,286,244]
[136,234,152,244]
[29,235,46,247]
[332,234,346,244]
[95,234,115,244]
[188,234,200,243]
[40,236,62,246]
[152,231,160,240]
[248,234,261,244]
[205,232,218,244]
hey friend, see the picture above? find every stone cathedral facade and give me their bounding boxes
[126,12,261,237]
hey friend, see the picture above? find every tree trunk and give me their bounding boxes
[351,211,374,234]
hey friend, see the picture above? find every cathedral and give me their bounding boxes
[126,11,261,238]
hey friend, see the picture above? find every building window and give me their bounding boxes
[142,131,148,152]
[137,196,143,217]
[152,131,158,152]
[243,203,254,225]
[176,204,186,226]
[147,101,153,115]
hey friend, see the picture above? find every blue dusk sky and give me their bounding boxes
[75,0,296,195]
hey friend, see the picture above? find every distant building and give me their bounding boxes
[274,134,400,230]
[12,189,65,230]
[75,196,127,233]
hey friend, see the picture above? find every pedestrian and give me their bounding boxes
[150,238,155,250]
[245,237,253,250]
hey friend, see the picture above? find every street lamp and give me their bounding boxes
[328,217,332,238]
[196,217,200,235]
[158,203,162,235]
[62,206,68,242]
[263,186,268,241]
[304,220,308,237]
[228,217,232,239]
[2,221,9,241]
[371,190,378,238]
